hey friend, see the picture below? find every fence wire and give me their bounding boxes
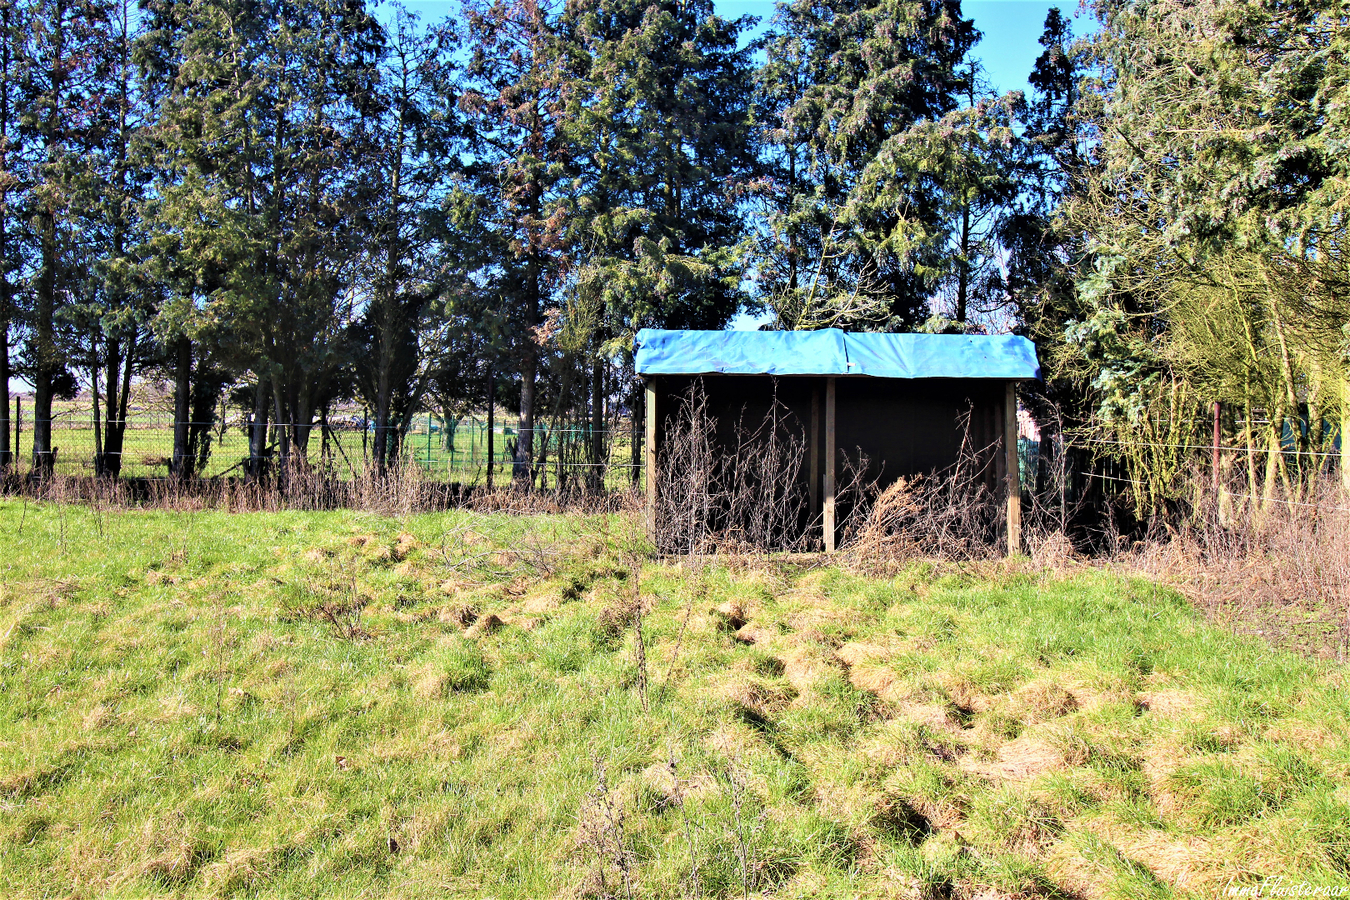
[0,411,644,490]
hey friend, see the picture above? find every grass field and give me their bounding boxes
[1,502,1348,898]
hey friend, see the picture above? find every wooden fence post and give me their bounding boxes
[645,379,657,541]
[824,377,837,554]
[809,385,820,518]
[1342,379,1350,493]
[1005,381,1021,556]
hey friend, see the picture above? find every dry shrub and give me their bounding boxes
[0,454,643,519]
[843,414,1004,571]
[1106,476,1350,658]
[653,380,811,554]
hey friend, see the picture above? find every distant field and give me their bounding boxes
[16,413,633,483]
[1,502,1347,898]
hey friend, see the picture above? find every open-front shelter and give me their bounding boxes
[635,328,1042,553]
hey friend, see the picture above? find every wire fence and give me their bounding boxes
[1022,416,1348,521]
[2,399,1345,516]
[0,409,643,489]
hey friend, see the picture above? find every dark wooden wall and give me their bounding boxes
[648,372,1009,534]
[651,374,1007,496]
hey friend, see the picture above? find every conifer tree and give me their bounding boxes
[147,0,383,475]
[754,0,979,330]
[20,0,112,473]
[455,0,570,485]
[67,0,153,476]
[353,6,460,471]
[0,0,24,469]
[556,0,757,471]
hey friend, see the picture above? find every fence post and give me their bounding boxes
[809,384,820,519]
[1212,401,1222,494]
[1005,381,1021,557]
[824,377,836,554]
[487,369,496,490]
[644,378,657,541]
[1342,379,1349,493]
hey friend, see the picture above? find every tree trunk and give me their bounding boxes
[590,358,604,491]
[106,334,134,479]
[293,379,311,458]
[486,362,495,491]
[630,379,641,488]
[515,288,538,488]
[0,3,11,472]
[1342,378,1350,493]
[374,383,392,473]
[32,207,57,477]
[272,374,290,472]
[0,310,9,470]
[30,0,66,478]
[92,345,103,470]
[97,337,128,476]
[170,337,192,478]
[956,199,970,326]
[248,379,271,478]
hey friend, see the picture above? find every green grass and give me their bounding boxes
[1,502,1348,898]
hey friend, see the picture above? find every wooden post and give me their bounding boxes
[1342,379,1350,492]
[645,379,658,540]
[824,377,837,553]
[809,385,821,517]
[1212,401,1222,493]
[491,367,502,493]
[1005,381,1021,556]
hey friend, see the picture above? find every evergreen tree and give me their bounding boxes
[1063,0,1349,509]
[753,0,979,330]
[454,0,571,485]
[147,0,383,475]
[353,6,461,471]
[67,0,154,476]
[556,0,758,472]
[19,0,116,473]
[0,0,24,469]
[1004,8,1093,425]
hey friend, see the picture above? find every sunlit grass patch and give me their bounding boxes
[1,500,1348,898]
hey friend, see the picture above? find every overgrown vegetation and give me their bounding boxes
[3,500,1349,898]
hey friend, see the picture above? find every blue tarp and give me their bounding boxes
[634,328,1040,380]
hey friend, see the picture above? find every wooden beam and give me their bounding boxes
[1005,380,1021,556]
[645,379,658,541]
[824,377,837,553]
[809,385,821,517]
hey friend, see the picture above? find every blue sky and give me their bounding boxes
[398,0,1092,97]
[718,0,1083,96]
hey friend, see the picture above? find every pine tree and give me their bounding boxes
[353,6,461,471]
[556,0,758,474]
[754,0,979,329]
[559,0,757,334]
[147,0,384,476]
[0,0,24,469]
[65,0,154,477]
[19,0,113,473]
[455,0,571,486]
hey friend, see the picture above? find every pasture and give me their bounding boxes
[1,501,1347,898]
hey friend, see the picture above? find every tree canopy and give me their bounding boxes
[0,0,1342,505]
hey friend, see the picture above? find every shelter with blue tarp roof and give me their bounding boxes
[634,328,1041,553]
